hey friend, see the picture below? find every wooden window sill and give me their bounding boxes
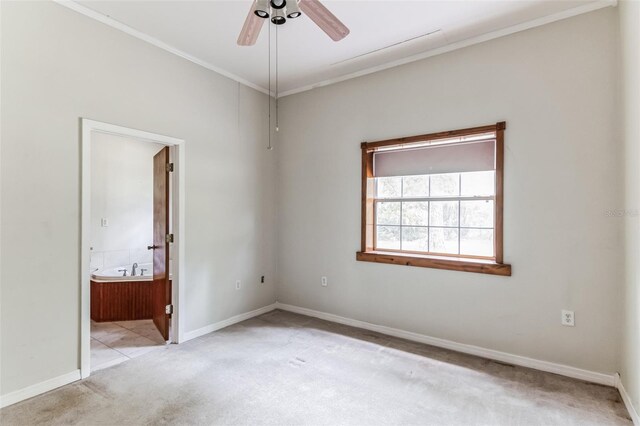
[356,251,512,276]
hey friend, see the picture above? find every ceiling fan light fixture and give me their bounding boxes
[237,0,350,47]
[253,0,270,18]
[286,0,302,18]
[271,9,286,25]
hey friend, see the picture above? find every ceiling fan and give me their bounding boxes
[237,0,350,46]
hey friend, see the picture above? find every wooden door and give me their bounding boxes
[151,147,171,341]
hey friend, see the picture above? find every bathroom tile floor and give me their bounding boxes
[90,319,166,372]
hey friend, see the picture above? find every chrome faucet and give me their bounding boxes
[131,263,138,276]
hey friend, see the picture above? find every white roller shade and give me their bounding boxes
[374,140,495,177]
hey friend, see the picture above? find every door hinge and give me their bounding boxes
[165,304,173,315]
[166,233,174,243]
[166,163,174,172]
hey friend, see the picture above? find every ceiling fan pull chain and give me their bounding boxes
[275,25,279,133]
[268,23,272,150]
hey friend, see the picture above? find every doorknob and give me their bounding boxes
[147,245,160,250]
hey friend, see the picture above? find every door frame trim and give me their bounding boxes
[80,119,186,379]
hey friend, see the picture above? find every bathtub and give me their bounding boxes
[91,262,155,322]
[91,263,153,282]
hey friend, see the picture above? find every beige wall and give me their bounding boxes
[276,8,623,374]
[0,1,277,396]
[620,0,640,417]
[0,0,632,407]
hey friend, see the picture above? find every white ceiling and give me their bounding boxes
[73,0,610,95]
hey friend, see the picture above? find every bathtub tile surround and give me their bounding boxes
[129,248,153,267]
[102,249,130,271]
[94,248,153,271]
[90,320,165,372]
[89,251,103,272]
[91,248,159,274]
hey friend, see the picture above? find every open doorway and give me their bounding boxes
[80,119,185,378]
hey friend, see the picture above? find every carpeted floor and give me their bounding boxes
[0,309,632,425]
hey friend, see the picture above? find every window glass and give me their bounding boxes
[402,202,428,226]
[430,201,459,227]
[460,171,495,197]
[402,227,428,252]
[430,173,460,197]
[376,226,400,250]
[376,177,401,198]
[376,202,400,225]
[460,229,494,257]
[460,200,494,228]
[402,175,429,197]
[372,163,496,257]
[429,228,459,255]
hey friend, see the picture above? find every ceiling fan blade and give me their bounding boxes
[299,0,349,42]
[237,2,265,46]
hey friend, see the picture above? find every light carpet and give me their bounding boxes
[0,309,631,425]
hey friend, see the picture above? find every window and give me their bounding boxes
[357,122,511,276]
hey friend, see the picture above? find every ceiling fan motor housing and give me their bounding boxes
[238,0,349,46]
[254,0,302,24]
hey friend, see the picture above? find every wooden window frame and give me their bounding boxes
[357,122,511,276]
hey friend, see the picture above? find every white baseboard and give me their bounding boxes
[617,373,640,425]
[275,302,617,387]
[0,304,624,412]
[183,303,278,341]
[0,304,278,410]
[0,370,81,409]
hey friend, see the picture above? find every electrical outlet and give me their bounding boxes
[321,276,328,287]
[101,218,109,227]
[261,276,265,284]
[561,310,575,326]
[235,280,241,290]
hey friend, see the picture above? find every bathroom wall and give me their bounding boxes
[90,133,164,272]
[1,1,277,398]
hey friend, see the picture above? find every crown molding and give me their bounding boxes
[52,0,271,96]
[278,0,617,97]
[53,0,616,99]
